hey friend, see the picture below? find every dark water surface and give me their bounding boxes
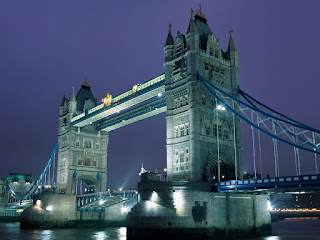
[0,219,320,240]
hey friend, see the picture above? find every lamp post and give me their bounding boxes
[163,168,167,182]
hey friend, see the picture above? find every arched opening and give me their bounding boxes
[74,177,96,195]
[203,157,228,183]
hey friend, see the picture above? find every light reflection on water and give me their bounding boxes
[40,229,54,240]
[91,231,108,240]
[0,220,320,240]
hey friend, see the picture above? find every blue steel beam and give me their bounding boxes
[212,174,320,193]
[97,97,166,132]
[70,74,165,128]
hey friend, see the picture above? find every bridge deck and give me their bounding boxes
[213,174,320,193]
[71,74,165,128]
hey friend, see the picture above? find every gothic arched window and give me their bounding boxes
[84,139,92,149]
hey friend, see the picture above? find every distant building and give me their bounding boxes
[271,193,320,209]
[7,173,33,197]
[0,178,7,210]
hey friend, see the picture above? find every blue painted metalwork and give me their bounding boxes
[198,74,320,155]
[212,174,320,192]
[70,76,165,127]
[97,97,166,131]
[77,189,137,211]
[8,140,59,201]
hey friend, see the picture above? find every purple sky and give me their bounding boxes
[1,1,320,189]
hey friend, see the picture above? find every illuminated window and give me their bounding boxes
[84,140,92,149]
[209,48,213,56]
[186,124,189,135]
[206,126,211,135]
[201,96,206,105]
[214,125,222,137]
[175,126,179,138]
[180,152,184,162]
[224,130,229,139]
[215,50,219,58]
[180,125,185,136]
[174,99,178,108]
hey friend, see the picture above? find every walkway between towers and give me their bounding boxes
[6,72,320,206]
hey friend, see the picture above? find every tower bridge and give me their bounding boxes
[2,6,320,238]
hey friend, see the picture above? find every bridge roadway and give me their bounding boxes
[212,174,320,193]
[77,189,137,211]
[70,74,166,131]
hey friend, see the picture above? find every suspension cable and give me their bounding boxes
[215,97,221,182]
[294,147,298,175]
[257,114,263,178]
[295,128,301,175]
[251,110,257,178]
[313,132,318,174]
[232,101,238,180]
[272,119,278,177]
[52,152,55,188]
[199,75,320,154]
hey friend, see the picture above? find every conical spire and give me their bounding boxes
[165,22,174,46]
[227,27,237,52]
[187,8,196,33]
[70,86,76,102]
[60,91,67,106]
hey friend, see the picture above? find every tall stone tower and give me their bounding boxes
[164,8,242,182]
[57,79,109,194]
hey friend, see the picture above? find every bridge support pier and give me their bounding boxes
[20,193,128,228]
[127,181,271,239]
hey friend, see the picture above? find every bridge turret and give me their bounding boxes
[57,78,108,195]
[186,8,198,52]
[227,28,239,91]
[68,86,77,116]
[164,6,242,182]
[164,22,174,59]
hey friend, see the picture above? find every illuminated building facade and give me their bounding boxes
[57,80,108,194]
[164,8,242,182]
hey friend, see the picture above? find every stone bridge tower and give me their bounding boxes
[164,9,242,182]
[57,79,108,194]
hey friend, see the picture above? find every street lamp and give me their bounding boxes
[164,168,167,182]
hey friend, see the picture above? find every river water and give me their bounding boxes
[0,219,319,240]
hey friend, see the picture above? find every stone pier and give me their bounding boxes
[20,193,127,228]
[127,181,271,239]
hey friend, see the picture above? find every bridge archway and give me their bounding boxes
[73,175,98,195]
[203,154,230,183]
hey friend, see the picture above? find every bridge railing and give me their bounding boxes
[213,174,320,192]
[7,141,59,202]
[76,189,137,209]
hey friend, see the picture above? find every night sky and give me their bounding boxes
[1,1,320,190]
